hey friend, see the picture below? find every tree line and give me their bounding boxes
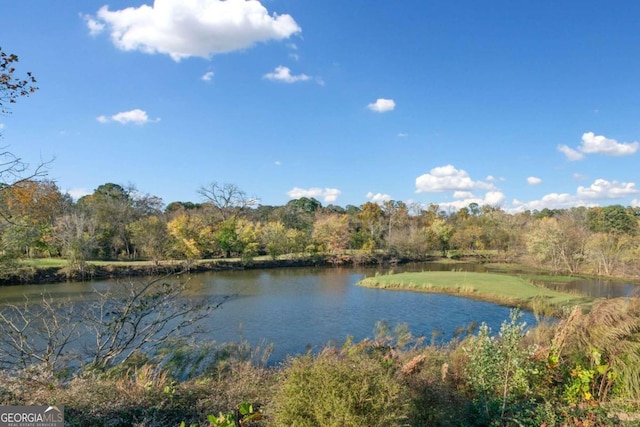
[1,179,639,278]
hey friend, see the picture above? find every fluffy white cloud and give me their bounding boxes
[287,187,341,203]
[83,15,105,36]
[397,132,408,137]
[485,191,506,205]
[366,192,392,203]
[576,178,639,199]
[527,176,542,185]
[511,178,639,212]
[435,191,506,212]
[87,0,301,61]
[512,193,586,212]
[367,98,395,113]
[580,132,639,156]
[201,71,214,81]
[263,66,310,83]
[453,191,474,199]
[97,109,159,125]
[415,165,495,193]
[559,132,638,160]
[631,199,640,208]
[557,144,585,161]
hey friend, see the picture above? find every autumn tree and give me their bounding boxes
[1,47,48,196]
[382,200,409,250]
[1,46,37,115]
[312,213,350,253]
[428,218,454,257]
[77,183,162,259]
[166,212,213,261]
[586,232,635,276]
[0,180,66,257]
[235,218,261,261]
[127,216,169,265]
[524,212,589,274]
[357,202,385,250]
[261,221,289,259]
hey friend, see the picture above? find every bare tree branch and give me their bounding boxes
[198,182,258,221]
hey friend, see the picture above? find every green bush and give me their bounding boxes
[270,347,409,427]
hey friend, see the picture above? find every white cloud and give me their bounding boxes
[287,187,341,203]
[557,144,585,161]
[263,66,310,83]
[511,178,639,212]
[559,132,639,160]
[0,123,5,129]
[576,178,639,199]
[201,71,214,81]
[287,44,300,61]
[485,191,507,205]
[631,199,640,208]
[453,191,474,199]
[573,173,588,181]
[82,14,105,36]
[274,160,282,166]
[397,132,408,137]
[579,132,639,156]
[97,109,159,125]
[64,188,91,200]
[436,191,506,212]
[527,176,542,185]
[512,193,586,212]
[87,0,301,61]
[415,165,495,193]
[367,98,395,113]
[366,191,392,203]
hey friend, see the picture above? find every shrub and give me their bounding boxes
[269,347,409,427]
[462,309,537,425]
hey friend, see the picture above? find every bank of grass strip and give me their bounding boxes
[358,271,592,312]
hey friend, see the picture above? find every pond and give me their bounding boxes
[0,262,637,363]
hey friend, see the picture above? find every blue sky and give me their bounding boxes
[2,0,639,212]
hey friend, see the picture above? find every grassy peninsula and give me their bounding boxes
[358,271,592,313]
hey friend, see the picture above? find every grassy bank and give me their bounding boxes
[4,253,405,285]
[358,271,592,313]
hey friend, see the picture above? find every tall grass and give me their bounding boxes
[1,301,639,426]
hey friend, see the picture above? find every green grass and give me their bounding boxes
[19,258,189,268]
[19,258,68,268]
[358,271,592,310]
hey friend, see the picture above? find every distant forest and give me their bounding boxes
[1,180,639,279]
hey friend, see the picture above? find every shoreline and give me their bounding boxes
[1,253,431,286]
[357,271,595,315]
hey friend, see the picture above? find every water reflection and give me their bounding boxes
[1,263,637,363]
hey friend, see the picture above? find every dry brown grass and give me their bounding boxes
[554,297,640,402]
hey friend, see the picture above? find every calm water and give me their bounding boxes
[0,263,637,362]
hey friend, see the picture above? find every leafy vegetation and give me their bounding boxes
[1,175,640,283]
[1,301,639,426]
